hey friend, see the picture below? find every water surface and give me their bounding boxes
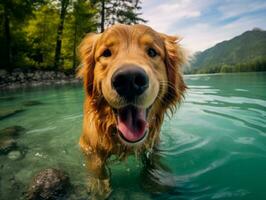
[0,72,265,199]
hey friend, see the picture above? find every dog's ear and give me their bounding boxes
[160,33,187,112]
[77,33,101,96]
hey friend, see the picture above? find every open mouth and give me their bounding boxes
[115,105,148,144]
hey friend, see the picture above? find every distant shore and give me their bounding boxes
[0,69,81,90]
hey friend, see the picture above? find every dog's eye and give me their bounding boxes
[102,49,112,57]
[147,48,157,58]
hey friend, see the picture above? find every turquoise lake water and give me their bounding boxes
[0,72,266,200]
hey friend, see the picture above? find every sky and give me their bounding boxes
[141,0,266,53]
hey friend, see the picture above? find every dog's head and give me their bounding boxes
[78,24,186,145]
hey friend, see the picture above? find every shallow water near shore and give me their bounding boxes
[0,72,266,200]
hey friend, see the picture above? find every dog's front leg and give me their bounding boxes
[85,153,111,200]
[140,147,177,194]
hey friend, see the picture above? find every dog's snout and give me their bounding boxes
[112,66,149,99]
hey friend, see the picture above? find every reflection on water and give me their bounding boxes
[0,72,266,199]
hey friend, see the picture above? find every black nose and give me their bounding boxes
[112,66,149,100]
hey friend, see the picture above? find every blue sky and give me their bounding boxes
[141,0,266,53]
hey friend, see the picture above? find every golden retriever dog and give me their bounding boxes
[78,24,186,199]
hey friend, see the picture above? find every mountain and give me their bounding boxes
[186,28,266,74]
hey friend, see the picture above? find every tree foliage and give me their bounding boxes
[97,0,146,32]
[0,0,146,71]
[106,0,146,25]
[0,0,36,70]
[23,3,59,68]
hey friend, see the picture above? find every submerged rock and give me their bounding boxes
[0,126,26,155]
[27,168,72,200]
[0,125,25,138]
[0,138,17,154]
[0,108,25,120]
[7,150,22,160]
[23,100,43,107]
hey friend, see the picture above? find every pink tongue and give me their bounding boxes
[117,106,147,142]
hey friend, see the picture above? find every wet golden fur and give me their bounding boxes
[77,24,187,197]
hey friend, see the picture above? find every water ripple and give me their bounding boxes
[160,137,211,157]
[175,154,231,180]
[202,109,266,135]
[234,137,255,145]
[211,188,250,199]
[26,126,57,134]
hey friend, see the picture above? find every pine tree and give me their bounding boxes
[97,0,146,32]
[108,0,146,25]
[54,0,70,69]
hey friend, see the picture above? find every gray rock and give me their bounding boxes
[7,150,22,160]
[0,69,81,90]
[18,73,25,81]
[0,69,7,77]
[27,168,72,200]
[33,73,41,80]
[27,73,34,78]
[10,76,16,81]
[13,68,23,73]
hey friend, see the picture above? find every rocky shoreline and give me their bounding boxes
[0,69,81,90]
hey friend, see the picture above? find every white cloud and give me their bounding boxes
[179,14,266,52]
[219,0,266,19]
[142,0,211,33]
[141,0,266,53]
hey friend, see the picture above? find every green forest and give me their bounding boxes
[1,1,266,75]
[0,0,146,72]
[187,58,266,74]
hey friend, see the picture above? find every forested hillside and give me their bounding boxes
[0,0,145,72]
[187,28,266,74]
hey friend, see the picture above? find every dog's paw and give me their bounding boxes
[87,177,112,200]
